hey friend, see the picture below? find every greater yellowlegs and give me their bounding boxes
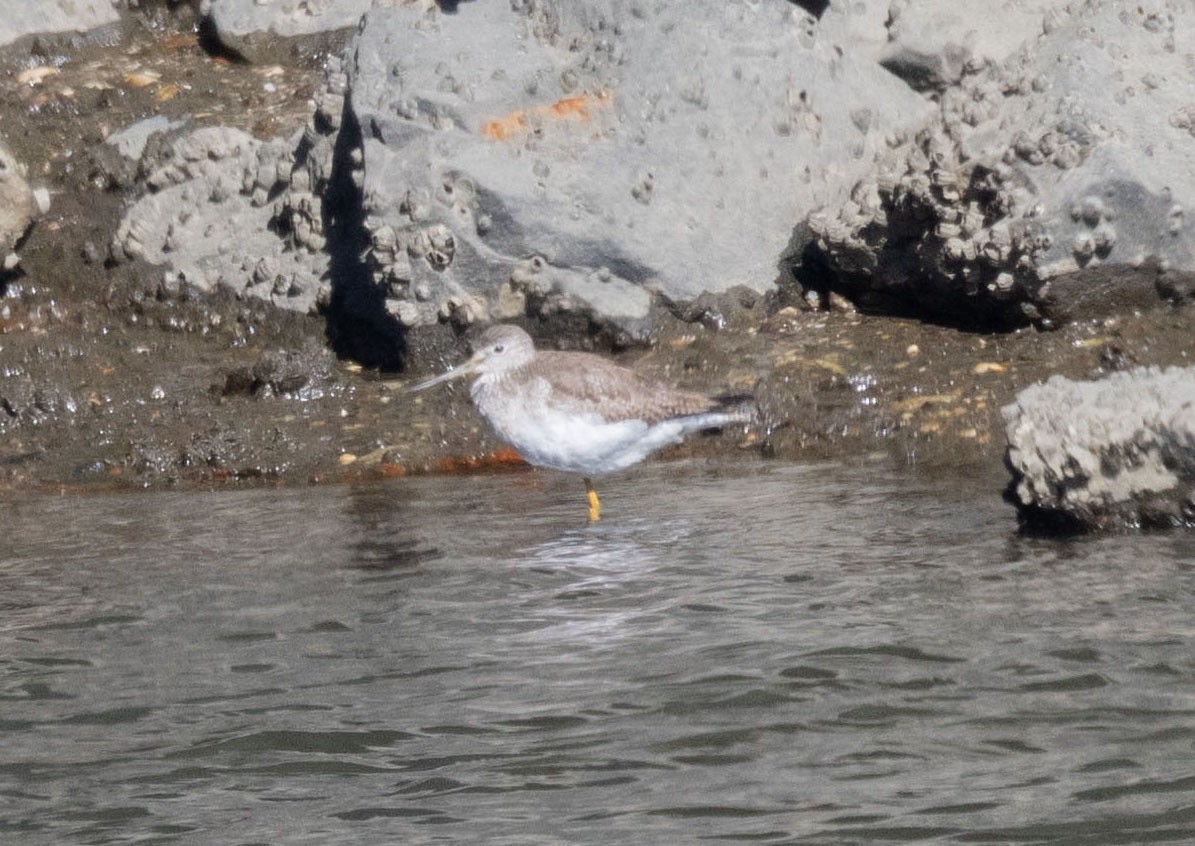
[409,324,754,521]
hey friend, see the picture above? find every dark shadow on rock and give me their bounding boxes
[1,223,34,295]
[787,0,829,18]
[1040,260,1190,325]
[783,222,1032,334]
[1001,453,1088,537]
[781,222,832,310]
[0,264,23,297]
[195,13,249,63]
[322,93,407,370]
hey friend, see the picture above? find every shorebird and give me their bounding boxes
[409,324,754,521]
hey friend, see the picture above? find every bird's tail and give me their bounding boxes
[713,393,758,424]
[680,394,758,431]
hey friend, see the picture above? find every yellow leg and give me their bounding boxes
[585,477,602,522]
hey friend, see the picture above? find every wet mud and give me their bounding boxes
[1,12,1192,501]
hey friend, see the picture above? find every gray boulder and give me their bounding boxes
[1,0,118,47]
[807,0,1195,327]
[331,0,930,335]
[106,115,186,162]
[198,0,369,63]
[111,126,329,315]
[880,0,1066,90]
[1004,367,1195,531]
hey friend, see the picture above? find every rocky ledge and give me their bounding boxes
[1004,367,1195,532]
[1,0,1193,532]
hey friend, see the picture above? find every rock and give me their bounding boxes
[0,140,37,273]
[0,0,118,48]
[806,0,1195,328]
[0,375,81,429]
[881,0,1065,90]
[199,0,369,63]
[111,126,329,316]
[220,341,337,398]
[31,187,50,215]
[1003,366,1195,532]
[107,116,187,162]
[673,285,769,332]
[332,0,930,336]
[815,0,891,61]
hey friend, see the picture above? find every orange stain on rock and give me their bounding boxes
[481,92,612,141]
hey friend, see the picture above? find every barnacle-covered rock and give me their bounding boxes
[112,127,328,315]
[1004,366,1195,532]
[339,0,930,336]
[805,0,1195,327]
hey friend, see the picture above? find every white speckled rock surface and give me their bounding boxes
[0,0,118,47]
[1004,366,1195,530]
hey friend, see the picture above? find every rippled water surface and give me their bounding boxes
[4,460,1195,844]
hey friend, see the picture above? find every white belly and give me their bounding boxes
[472,376,688,475]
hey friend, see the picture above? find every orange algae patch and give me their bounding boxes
[379,461,408,478]
[481,92,612,141]
[337,449,527,484]
[433,448,527,474]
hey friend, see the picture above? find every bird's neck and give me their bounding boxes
[470,367,514,404]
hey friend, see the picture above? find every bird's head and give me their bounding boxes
[408,324,537,392]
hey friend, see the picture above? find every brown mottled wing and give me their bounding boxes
[526,351,719,424]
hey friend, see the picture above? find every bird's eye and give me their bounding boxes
[493,344,505,354]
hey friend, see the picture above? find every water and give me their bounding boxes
[3,460,1195,845]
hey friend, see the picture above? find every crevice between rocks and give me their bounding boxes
[321,92,407,370]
